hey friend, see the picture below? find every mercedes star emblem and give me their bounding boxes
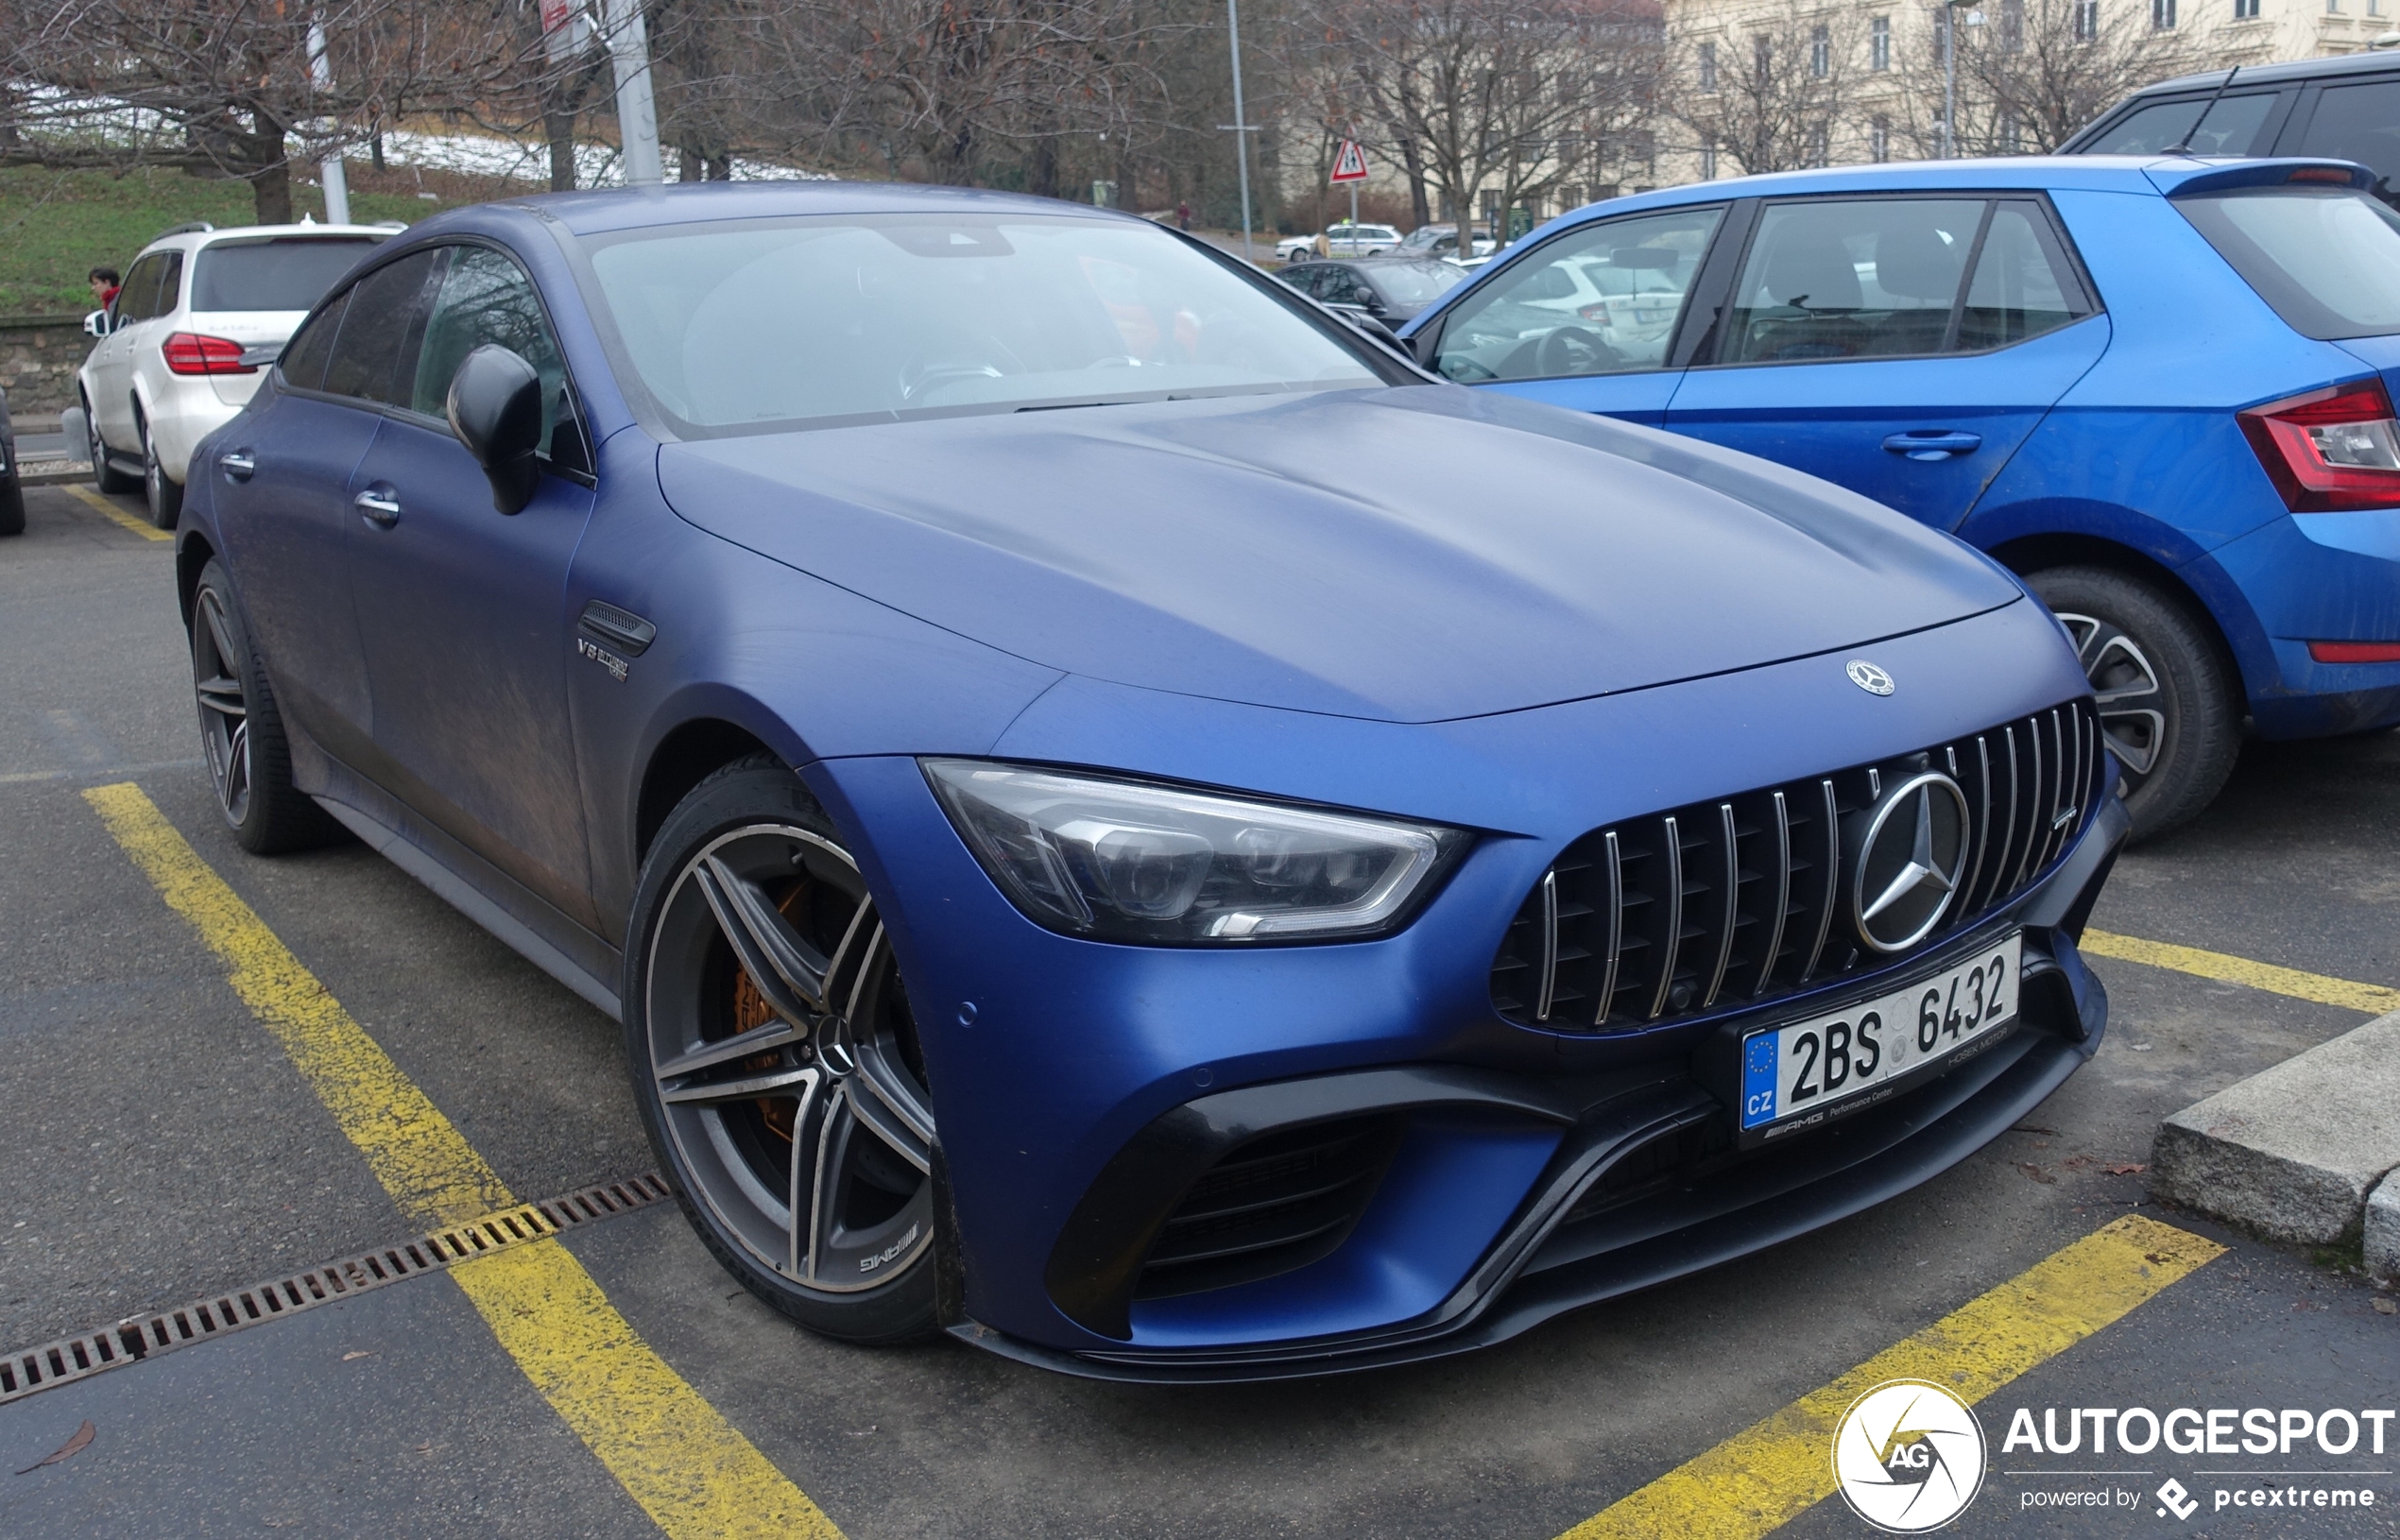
[1852,771,1972,952]
[1846,659,1895,695]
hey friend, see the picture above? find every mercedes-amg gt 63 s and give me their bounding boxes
[174,182,2125,1381]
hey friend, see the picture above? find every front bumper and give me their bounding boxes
[806,598,2116,1378]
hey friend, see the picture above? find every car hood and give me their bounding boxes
[656,385,2023,724]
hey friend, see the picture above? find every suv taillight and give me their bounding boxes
[162,332,256,376]
[2238,380,2400,511]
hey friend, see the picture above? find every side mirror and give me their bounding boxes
[447,345,544,515]
[83,310,108,338]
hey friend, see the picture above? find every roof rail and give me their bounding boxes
[155,221,214,239]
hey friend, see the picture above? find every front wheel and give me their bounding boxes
[189,560,341,853]
[624,757,940,1344]
[2029,566,2239,843]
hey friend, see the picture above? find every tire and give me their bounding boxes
[189,560,343,854]
[0,475,23,538]
[88,394,138,494]
[143,419,183,529]
[2030,566,2240,842]
[624,755,940,1344]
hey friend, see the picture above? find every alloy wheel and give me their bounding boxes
[643,824,934,1293]
[191,587,252,825]
[2054,610,2167,782]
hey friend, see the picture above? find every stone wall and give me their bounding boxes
[0,315,93,423]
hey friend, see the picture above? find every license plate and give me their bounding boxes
[1740,933,2021,1136]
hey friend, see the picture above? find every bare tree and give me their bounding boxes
[1294,0,1659,239]
[1667,0,1865,177]
[1894,0,2196,155]
[0,0,526,222]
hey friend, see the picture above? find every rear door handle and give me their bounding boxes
[353,486,402,528]
[217,451,255,482]
[1883,430,1982,461]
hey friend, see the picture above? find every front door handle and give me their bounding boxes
[1883,430,1983,462]
[217,450,255,482]
[353,486,402,528]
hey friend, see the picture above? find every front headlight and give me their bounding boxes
[921,760,1466,944]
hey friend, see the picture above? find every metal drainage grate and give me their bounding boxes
[0,1172,671,1406]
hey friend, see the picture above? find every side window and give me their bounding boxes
[1957,203,2092,351]
[279,289,351,392]
[1720,198,1982,366]
[409,246,569,448]
[1434,204,1723,383]
[321,249,442,405]
[154,251,184,317]
[115,255,163,323]
[1317,267,1363,305]
[2294,79,2400,190]
[2083,93,2275,157]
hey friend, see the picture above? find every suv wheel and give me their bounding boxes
[625,756,940,1344]
[88,394,138,494]
[2029,566,2239,842]
[143,419,183,529]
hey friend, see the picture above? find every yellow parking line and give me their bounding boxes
[2081,928,2400,1016]
[83,782,843,1540]
[61,483,171,541]
[1553,1214,2224,1540]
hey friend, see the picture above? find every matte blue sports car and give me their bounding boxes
[176,182,2124,1380]
[1403,155,2400,842]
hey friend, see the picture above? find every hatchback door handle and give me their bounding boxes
[217,451,255,481]
[354,486,402,528]
[1883,430,1982,461]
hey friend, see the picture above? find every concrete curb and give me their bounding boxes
[2150,1008,2400,1253]
[2368,1172,2399,1285]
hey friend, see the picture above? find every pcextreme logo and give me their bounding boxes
[1832,1379,1987,1533]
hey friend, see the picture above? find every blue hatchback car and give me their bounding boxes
[1403,155,2400,839]
[178,182,2121,1381]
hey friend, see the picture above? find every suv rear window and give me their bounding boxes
[2083,93,2276,157]
[2178,188,2400,339]
[192,237,382,312]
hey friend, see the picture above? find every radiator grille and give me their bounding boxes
[1491,699,2100,1032]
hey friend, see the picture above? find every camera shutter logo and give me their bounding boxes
[1831,1378,1987,1532]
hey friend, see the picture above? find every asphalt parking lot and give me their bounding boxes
[1,479,2393,1539]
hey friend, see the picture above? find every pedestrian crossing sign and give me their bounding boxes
[1330,140,1368,183]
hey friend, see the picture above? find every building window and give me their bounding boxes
[1871,16,1892,68]
[1701,137,1718,180]
[2234,0,2258,14]
[1699,41,1717,91]
[1480,191,1501,226]
[1810,24,1831,77]
[2075,0,2100,37]
[1754,35,1773,79]
[2001,114,2022,151]
[2328,0,2341,13]
[2152,0,2175,26]
[2001,0,2025,48]
[1560,184,1585,211]
[1806,124,1829,164]
[1871,115,1891,162]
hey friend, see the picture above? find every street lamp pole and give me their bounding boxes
[1942,0,1958,159]
[1226,0,1256,262]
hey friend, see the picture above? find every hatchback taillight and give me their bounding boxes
[162,332,256,376]
[2238,380,2400,511]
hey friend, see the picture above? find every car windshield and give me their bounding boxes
[2177,187,2400,339]
[191,237,382,312]
[583,213,1380,432]
[1363,263,1467,302]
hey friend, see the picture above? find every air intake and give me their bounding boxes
[1135,1116,1403,1300]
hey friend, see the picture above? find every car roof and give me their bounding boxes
[1548,153,2369,224]
[2108,45,2400,96]
[471,180,1155,239]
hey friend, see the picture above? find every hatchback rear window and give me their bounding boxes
[192,237,382,312]
[2177,188,2400,339]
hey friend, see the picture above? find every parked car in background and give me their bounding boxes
[1396,223,1497,261]
[2064,51,2400,197]
[1275,257,1467,328]
[178,180,2120,1380]
[1274,231,1319,263]
[0,384,22,538]
[1313,221,1403,257]
[79,220,395,527]
[1403,155,2400,840]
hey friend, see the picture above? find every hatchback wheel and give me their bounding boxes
[626,758,939,1343]
[2030,566,2238,842]
[88,395,137,494]
[189,560,340,853]
[143,422,183,529]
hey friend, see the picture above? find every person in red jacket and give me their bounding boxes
[87,266,120,310]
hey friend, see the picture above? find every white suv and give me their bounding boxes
[78,220,394,527]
